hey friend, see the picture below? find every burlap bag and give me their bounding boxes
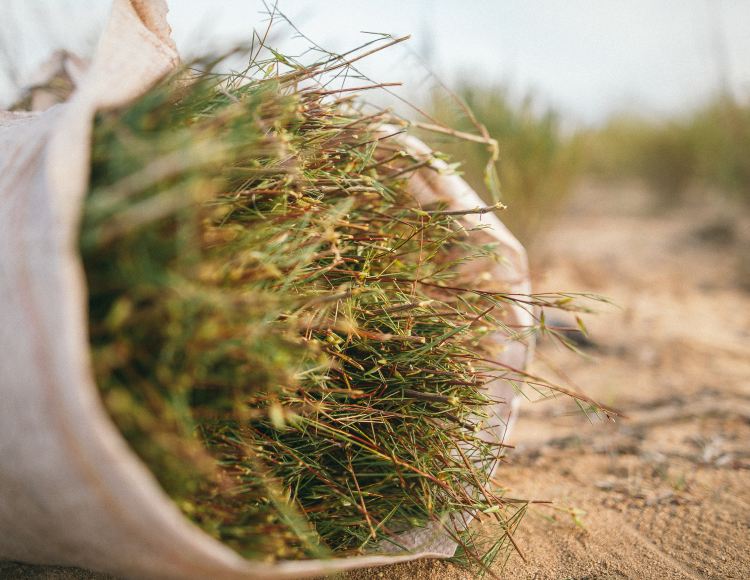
[0,1,532,577]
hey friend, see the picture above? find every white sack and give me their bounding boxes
[0,1,532,578]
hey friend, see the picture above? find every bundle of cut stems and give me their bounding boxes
[81,39,604,571]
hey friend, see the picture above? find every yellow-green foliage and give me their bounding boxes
[82,56,533,563]
[586,95,750,203]
[80,41,609,567]
[427,85,582,244]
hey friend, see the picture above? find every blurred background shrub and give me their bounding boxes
[424,86,749,245]
[583,94,750,206]
[425,84,583,246]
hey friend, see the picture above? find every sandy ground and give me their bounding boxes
[3,183,749,579]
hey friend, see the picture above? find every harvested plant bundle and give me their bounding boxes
[83,48,530,564]
[0,1,610,577]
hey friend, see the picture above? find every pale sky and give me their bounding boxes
[2,1,749,124]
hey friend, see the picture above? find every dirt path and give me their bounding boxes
[4,184,749,579]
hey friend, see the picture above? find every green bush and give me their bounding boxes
[586,95,750,204]
[426,84,582,245]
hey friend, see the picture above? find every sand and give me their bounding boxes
[3,182,749,579]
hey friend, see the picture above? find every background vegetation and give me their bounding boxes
[424,87,749,243]
[585,95,750,205]
[425,84,582,245]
